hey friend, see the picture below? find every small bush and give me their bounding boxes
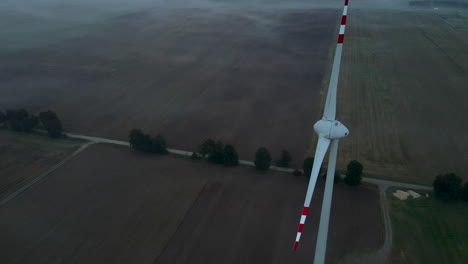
[0,112,6,127]
[208,141,224,164]
[199,139,216,158]
[150,135,168,154]
[293,170,302,176]
[255,147,271,171]
[223,144,239,167]
[5,109,39,132]
[129,129,151,152]
[462,182,468,203]
[191,152,201,160]
[323,172,341,183]
[276,150,292,168]
[129,129,168,155]
[39,110,63,138]
[344,160,363,186]
[433,173,462,201]
[303,157,314,178]
[6,109,27,131]
[22,115,39,133]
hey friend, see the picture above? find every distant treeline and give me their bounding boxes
[0,109,63,138]
[128,129,293,171]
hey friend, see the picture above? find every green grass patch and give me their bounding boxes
[445,18,468,29]
[0,129,82,200]
[388,188,468,263]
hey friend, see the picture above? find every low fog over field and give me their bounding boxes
[1,0,344,166]
[1,0,468,180]
[1,0,444,54]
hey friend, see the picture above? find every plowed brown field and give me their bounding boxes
[0,144,383,264]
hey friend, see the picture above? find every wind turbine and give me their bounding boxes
[293,0,350,263]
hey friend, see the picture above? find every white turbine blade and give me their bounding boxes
[323,35,345,121]
[314,139,339,264]
[293,136,330,251]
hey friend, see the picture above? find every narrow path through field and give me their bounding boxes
[0,141,93,208]
[151,181,209,264]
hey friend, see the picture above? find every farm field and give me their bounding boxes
[0,0,342,167]
[387,188,468,263]
[0,130,80,201]
[333,8,468,184]
[0,143,384,264]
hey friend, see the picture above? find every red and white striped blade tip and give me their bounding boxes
[293,206,309,251]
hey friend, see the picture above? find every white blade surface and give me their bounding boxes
[314,139,339,264]
[322,41,344,121]
[293,136,330,251]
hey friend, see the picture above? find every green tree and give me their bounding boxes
[255,147,271,171]
[39,110,63,138]
[208,141,224,164]
[462,182,468,203]
[433,173,462,201]
[199,139,216,157]
[223,145,239,167]
[0,112,6,127]
[293,170,302,176]
[344,160,363,186]
[150,135,169,154]
[22,115,39,132]
[276,150,292,168]
[191,152,201,160]
[129,129,151,152]
[323,172,341,183]
[6,109,29,131]
[303,157,314,178]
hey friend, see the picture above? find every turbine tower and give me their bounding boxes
[293,0,350,263]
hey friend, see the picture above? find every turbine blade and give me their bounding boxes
[293,136,330,251]
[314,139,339,264]
[323,2,348,121]
[322,44,343,121]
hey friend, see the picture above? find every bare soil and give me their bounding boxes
[0,144,384,264]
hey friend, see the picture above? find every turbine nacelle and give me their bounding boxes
[313,119,349,140]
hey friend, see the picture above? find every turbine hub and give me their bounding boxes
[314,119,349,139]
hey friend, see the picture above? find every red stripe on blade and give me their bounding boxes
[341,15,347,25]
[345,0,349,5]
[337,34,344,43]
[302,207,309,215]
[293,241,299,251]
[298,224,305,232]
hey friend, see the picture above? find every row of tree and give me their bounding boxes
[129,133,365,185]
[128,129,168,154]
[433,173,468,202]
[302,156,363,185]
[196,139,240,166]
[0,109,63,138]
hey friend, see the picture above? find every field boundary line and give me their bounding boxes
[0,142,92,208]
[151,181,209,264]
